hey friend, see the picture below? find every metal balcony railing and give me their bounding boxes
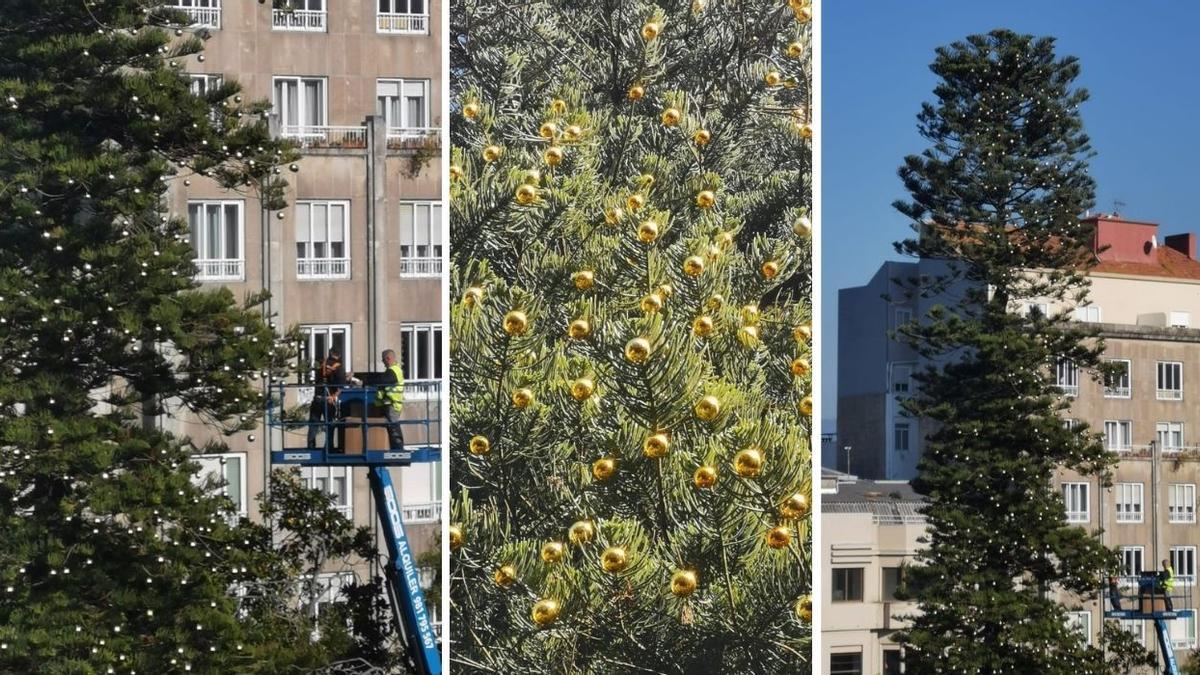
[272,9,327,31]
[282,125,368,149]
[386,126,440,150]
[1158,388,1185,401]
[402,502,441,523]
[377,12,428,34]
[1104,385,1131,398]
[194,258,244,281]
[399,257,442,277]
[296,257,350,279]
[168,3,221,29]
[404,380,441,401]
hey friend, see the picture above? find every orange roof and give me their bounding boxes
[1092,246,1200,280]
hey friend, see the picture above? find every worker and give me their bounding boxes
[378,349,406,452]
[306,348,346,450]
[1107,575,1123,611]
[1159,559,1175,611]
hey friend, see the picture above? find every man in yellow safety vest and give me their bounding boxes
[1160,559,1176,611]
[378,349,405,451]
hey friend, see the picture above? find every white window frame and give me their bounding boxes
[400,461,442,523]
[1158,421,1185,454]
[400,323,442,400]
[188,200,244,281]
[1063,482,1089,523]
[377,0,429,34]
[299,324,352,382]
[1171,311,1191,328]
[191,452,247,518]
[187,73,223,96]
[891,363,913,395]
[1119,618,1145,646]
[295,200,351,280]
[302,466,353,519]
[1065,611,1091,645]
[1158,361,1184,400]
[1120,546,1145,579]
[398,201,443,277]
[893,422,910,453]
[1027,302,1049,318]
[1171,609,1197,649]
[1104,359,1132,398]
[1114,482,1143,523]
[378,79,431,136]
[1056,359,1079,397]
[1172,546,1197,586]
[1104,420,1132,453]
[829,651,864,675]
[272,0,327,31]
[1074,304,1101,322]
[168,0,221,29]
[895,308,913,328]
[1170,484,1197,524]
[299,571,357,619]
[273,76,328,138]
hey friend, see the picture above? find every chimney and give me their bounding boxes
[1166,233,1197,260]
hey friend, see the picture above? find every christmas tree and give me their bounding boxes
[449,1,814,672]
[893,30,1151,672]
[0,2,398,671]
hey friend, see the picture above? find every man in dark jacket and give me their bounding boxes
[306,348,346,450]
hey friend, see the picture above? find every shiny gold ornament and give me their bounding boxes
[637,220,659,243]
[661,108,682,126]
[522,169,541,185]
[482,145,503,162]
[694,395,720,421]
[568,520,595,545]
[670,570,698,597]
[628,84,645,101]
[601,546,628,573]
[605,207,624,225]
[693,465,718,489]
[706,294,724,311]
[642,21,661,40]
[787,41,804,58]
[503,310,529,335]
[692,315,714,337]
[738,325,760,347]
[538,122,557,139]
[761,261,780,279]
[449,524,464,550]
[462,286,484,306]
[516,184,538,205]
[463,102,481,119]
[764,71,782,87]
[693,129,711,146]
[563,125,582,141]
[592,457,617,481]
[469,435,491,456]
[493,564,517,587]
[788,0,809,9]
[568,319,591,339]
[531,598,560,627]
[512,388,534,409]
[573,270,595,290]
[796,595,813,623]
[695,190,716,209]
[779,492,810,519]
[799,396,813,416]
[683,256,705,276]
[571,377,595,401]
[449,165,465,181]
[624,337,651,363]
[544,146,565,166]
[551,98,568,114]
[634,174,654,190]
[733,447,764,477]
[740,304,760,324]
[794,323,812,342]
[715,231,734,248]
[540,541,565,564]
[790,358,810,376]
[643,433,670,458]
[797,123,813,139]
[793,216,812,237]
[626,194,646,212]
[793,5,812,23]
[640,293,663,313]
[766,526,792,549]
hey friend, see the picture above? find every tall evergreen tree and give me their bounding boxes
[893,29,1149,673]
[449,1,814,673]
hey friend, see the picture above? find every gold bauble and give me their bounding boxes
[503,310,529,335]
[643,433,670,458]
[462,286,484,306]
[661,108,682,126]
[695,190,716,209]
[482,144,503,162]
[522,169,541,185]
[531,598,560,627]
[715,231,734,248]
[761,261,780,279]
[693,129,711,146]
[794,5,812,23]
[706,294,724,311]
[683,256,705,277]
[670,570,698,597]
[568,520,596,545]
[571,377,595,401]
[766,526,792,549]
[605,207,624,224]
[641,22,661,41]
[568,318,591,339]
[538,122,557,139]
[740,304,760,325]
[601,546,628,573]
[693,465,718,489]
[640,292,663,313]
[787,41,804,58]
[733,447,764,477]
[463,102,481,119]
[692,315,714,337]
[790,358,810,376]
[694,395,720,421]
[779,492,810,519]
[799,396,813,416]
[628,84,646,101]
[794,323,812,342]
[449,524,464,550]
[449,165,465,181]
[551,98,568,114]
[468,435,491,456]
[788,0,808,9]
[511,388,534,409]
[638,173,656,188]
[573,270,595,290]
[544,146,565,166]
[627,194,646,211]
[738,325,760,347]
[637,220,659,243]
[793,216,812,237]
[624,337,651,363]
[516,184,538,205]
[563,125,582,141]
[797,123,813,139]
[592,457,617,481]
[796,595,813,623]
[493,564,517,587]
[540,541,565,564]
[764,71,782,87]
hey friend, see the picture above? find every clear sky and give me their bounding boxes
[822,0,1200,426]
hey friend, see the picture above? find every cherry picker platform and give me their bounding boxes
[1104,573,1193,675]
[266,382,442,675]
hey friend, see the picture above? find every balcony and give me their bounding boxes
[1158,388,1184,401]
[405,380,441,401]
[399,256,442,277]
[194,258,244,281]
[282,125,368,150]
[387,126,439,151]
[1104,384,1131,398]
[272,9,326,31]
[377,12,428,34]
[402,501,441,524]
[296,257,350,279]
[168,3,221,29]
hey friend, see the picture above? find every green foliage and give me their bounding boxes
[450,1,813,673]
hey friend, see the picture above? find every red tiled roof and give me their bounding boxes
[1092,246,1200,280]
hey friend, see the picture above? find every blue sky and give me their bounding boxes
[822,1,1200,424]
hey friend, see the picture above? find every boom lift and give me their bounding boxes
[1104,573,1193,675]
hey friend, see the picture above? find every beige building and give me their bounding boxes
[159,0,444,627]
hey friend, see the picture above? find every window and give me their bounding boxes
[1056,359,1079,397]
[1120,618,1145,646]
[1170,610,1197,649]
[1170,484,1197,523]
[832,568,864,602]
[1027,302,1048,318]
[1158,422,1185,453]
[829,653,863,675]
[398,201,443,276]
[1171,311,1191,328]
[1121,546,1145,578]
[1065,611,1091,645]
[1158,361,1184,400]
[1103,420,1132,452]
[882,566,904,601]
[1074,304,1101,322]
[273,76,327,136]
[893,423,910,453]
[1172,546,1197,585]
[302,466,352,519]
[400,462,442,523]
[882,649,902,675]
[1063,482,1089,523]
[188,73,223,97]
[191,453,246,516]
[1104,359,1131,398]
[299,325,351,381]
[400,323,442,396]
[168,0,221,28]
[299,571,356,619]
[272,0,326,31]
[378,79,429,133]
[1114,483,1143,523]
[892,363,913,394]
[895,308,913,328]
[188,200,244,280]
[295,201,350,279]
[378,0,429,34]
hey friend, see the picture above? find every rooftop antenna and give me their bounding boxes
[1113,199,1126,217]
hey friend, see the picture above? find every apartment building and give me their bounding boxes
[160,0,444,625]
